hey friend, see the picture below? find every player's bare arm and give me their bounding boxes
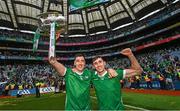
[120,48,143,78]
[49,56,66,76]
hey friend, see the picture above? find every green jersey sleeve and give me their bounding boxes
[88,69,96,79]
[116,69,124,80]
[64,68,71,76]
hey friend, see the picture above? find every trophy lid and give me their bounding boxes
[37,12,60,18]
[37,12,66,24]
[37,12,66,34]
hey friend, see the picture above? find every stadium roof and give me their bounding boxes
[0,0,172,36]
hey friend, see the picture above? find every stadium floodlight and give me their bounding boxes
[33,12,66,59]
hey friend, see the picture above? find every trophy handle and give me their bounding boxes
[49,22,56,59]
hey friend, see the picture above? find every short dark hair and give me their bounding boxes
[92,56,104,63]
[74,53,85,60]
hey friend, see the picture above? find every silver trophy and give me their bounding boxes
[35,12,66,58]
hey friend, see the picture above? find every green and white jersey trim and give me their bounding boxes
[123,70,126,79]
[75,70,84,75]
[95,71,107,77]
[94,69,126,78]
[62,67,67,76]
[63,67,84,76]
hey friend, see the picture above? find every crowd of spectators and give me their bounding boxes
[0,45,179,94]
[0,64,67,96]
[108,45,180,90]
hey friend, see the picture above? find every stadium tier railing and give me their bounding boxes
[0,22,179,53]
[0,5,179,46]
[0,34,179,61]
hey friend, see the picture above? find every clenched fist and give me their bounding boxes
[120,48,133,56]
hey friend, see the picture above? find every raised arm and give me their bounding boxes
[49,57,66,76]
[120,48,143,78]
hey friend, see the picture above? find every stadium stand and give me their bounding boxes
[0,0,179,96]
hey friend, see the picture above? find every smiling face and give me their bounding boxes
[93,57,106,75]
[74,56,86,72]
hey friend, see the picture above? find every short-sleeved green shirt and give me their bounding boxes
[64,68,92,110]
[92,69,125,110]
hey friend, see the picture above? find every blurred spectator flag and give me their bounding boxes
[33,29,40,52]
[0,81,7,85]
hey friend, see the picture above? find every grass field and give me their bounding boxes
[0,90,180,110]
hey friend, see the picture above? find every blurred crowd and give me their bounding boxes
[0,45,180,94]
[0,64,66,96]
[108,46,180,90]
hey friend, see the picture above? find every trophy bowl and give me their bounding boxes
[37,12,66,35]
[34,12,67,58]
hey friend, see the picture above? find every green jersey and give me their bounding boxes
[92,69,125,110]
[64,68,92,110]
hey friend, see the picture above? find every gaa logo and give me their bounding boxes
[41,87,54,93]
[17,90,30,95]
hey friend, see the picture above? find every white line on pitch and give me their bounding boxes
[124,104,150,111]
[90,96,150,111]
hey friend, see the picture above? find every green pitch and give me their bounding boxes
[0,90,180,110]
